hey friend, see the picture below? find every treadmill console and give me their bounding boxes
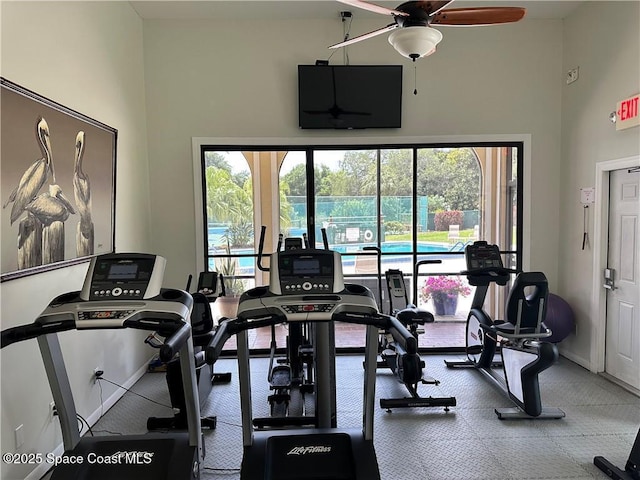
[80,253,166,301]
[465,241,504,270]
[269,249,344,295]
[238,248,376,321]
[34,253,192,330]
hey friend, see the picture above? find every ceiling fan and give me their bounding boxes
[329,0,526,60]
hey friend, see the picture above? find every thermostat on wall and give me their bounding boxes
[580,187,595,204]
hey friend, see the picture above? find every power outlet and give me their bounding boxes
[49,401,57,421]
[15,424,24,449]
[93,367,103,384]
[566,67,579,84]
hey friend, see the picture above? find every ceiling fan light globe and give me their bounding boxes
[388,26,443,59]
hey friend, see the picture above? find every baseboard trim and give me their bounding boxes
[599,372,640,397]
[24,357,154,480]
[558,350,590,371]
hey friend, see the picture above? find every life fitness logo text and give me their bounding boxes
[287,446,331,456]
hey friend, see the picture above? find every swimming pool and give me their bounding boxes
[208,241,456,274]
[331,241,449,255]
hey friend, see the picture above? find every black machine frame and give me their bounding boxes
[594,428,640,480]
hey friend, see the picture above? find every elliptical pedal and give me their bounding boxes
[270,365,292,389]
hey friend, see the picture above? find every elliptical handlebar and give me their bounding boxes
[362,246,382,307]
[415,259,443,268]
[412,259,443,306]
[257,225,270,272]
[320,227,330,249]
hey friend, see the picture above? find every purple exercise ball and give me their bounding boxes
[544,293,575,343]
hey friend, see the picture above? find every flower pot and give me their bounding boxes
[215,295,240,319]
[433,295,458,316]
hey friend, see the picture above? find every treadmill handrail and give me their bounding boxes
[1,288,193,357]
[1,320,76,348]
[159,322,191,362]
[205,309,418,366]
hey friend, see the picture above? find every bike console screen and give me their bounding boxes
[464,241,513,286]
[465,241,503,270]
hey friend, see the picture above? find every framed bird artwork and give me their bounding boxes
[1,78,117,281]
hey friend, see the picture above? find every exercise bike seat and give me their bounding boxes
[395,305,434,326]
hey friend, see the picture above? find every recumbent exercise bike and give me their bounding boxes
[445,241,565,419]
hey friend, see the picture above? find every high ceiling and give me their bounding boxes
[130,1,585,21]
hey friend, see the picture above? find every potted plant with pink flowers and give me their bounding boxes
[420,275,471,316]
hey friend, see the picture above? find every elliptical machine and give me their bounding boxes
[256,231,316,427]
[445,241,565,419]
[146,271,231,431]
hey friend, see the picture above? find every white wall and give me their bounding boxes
[0,2,150,479]
[0,2,638,478]
[558,1,640,366]
[142,16,564,288]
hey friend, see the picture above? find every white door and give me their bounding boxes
[605,168,640,389]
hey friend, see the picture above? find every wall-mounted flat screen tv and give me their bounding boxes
[298,65,402,129]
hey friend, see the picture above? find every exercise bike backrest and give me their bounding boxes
[499,271,550,337]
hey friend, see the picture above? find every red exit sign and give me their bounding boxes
[616,94,639,131]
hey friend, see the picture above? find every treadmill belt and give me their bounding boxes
[50,434,196,480]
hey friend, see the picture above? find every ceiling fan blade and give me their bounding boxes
[329,23,398,49]
[415,1,456,16]
[336,0,409,17]
[431,7,526,26]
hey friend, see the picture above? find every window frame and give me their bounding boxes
[198,141,524,277]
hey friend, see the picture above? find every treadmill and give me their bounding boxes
[206,239,419,480]
[1,253,203,480]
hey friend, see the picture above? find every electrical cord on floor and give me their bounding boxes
[203,467,242,474]
[76,414,93,436]
[97,376,173,409]
[92,429,123,435]
[213,419,243,428]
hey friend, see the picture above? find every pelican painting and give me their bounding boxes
[3,117,55,223]
[73,131,94,256]
[25,184,76,264]
[1,78,117,279]
[3,117,55,269]
[16,216,42,269]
